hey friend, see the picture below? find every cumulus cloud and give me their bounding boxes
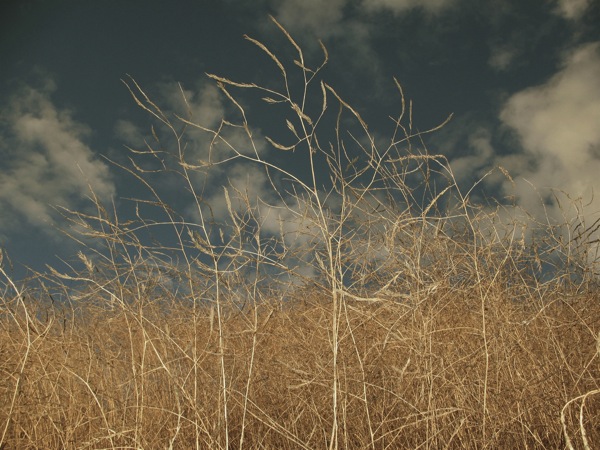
[497,42,600,260]
[500,42,600,190]
[0,80,115,234]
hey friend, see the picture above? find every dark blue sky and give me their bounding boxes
[1,0,599,279]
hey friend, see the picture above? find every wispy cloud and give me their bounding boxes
[159,81,225,132]
[270,0,459,38]
[271,0,347,37]
[0,79,115,235]
[362,0,457,15]
[449,127,495,183]
[114,119,146,148]
[116,79,267,175]
[267,0,380,86]
[488,45,518,72]
[552,0,592,20]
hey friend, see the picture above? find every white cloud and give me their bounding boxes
[159,81,224,131]
[363,0,456,15]
[157,81,265,164]
[189,161,324,282]
[270,0,457,41]
[116,79,270,202]
[271,0,347,37]
[500,42,600,188]
[552,0,591,20]
[270,0,458,44]
[269,0,379,81]
[488,45,518,71]
[207,163,271,220]
[202,163,322,248]
[498,42,600,266]
[449,127,495,182]
[114,119,146,148]
[0,81,115,233]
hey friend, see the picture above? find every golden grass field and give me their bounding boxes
[1,278,599,449]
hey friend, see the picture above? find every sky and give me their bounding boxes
[1,0,599,281]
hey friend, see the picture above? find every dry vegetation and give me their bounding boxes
[1,281,599,449]
[2,17,599,449]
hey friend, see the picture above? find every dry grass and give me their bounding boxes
[2,16,600,449]
[1,281,599,449]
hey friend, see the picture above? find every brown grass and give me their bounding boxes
[1,280,599,449]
